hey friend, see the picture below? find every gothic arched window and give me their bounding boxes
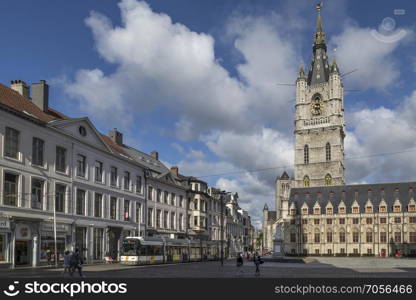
[303,175,310,187]
[304,145,309,164]
[326,142,331,161]
[325,174,332,186]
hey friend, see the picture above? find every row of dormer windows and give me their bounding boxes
[291,204,416,215]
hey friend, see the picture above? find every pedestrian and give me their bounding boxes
[236,253,244,276]
[46,248,52,266]
[62,250,71,276]
[69,248,85,278]
[254,252,262,277]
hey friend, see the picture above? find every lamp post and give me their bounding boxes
[53,196,58,268]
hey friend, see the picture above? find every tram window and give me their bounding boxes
[139,246,146,256]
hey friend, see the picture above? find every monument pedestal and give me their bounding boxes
[272,221,285,258]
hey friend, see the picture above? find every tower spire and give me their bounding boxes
[313,2,326,50]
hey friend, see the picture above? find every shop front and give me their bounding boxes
[39,222,71,264]
[14,222,36,266]
[0,218,11,267]
[107,227,122,260]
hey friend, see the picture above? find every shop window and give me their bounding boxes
[93,228,104,260]
[0,235,5,261]
[40,236,65,262]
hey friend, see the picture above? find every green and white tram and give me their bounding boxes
[121,236,164,265]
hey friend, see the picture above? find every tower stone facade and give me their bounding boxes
[293,10,345,188]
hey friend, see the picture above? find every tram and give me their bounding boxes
[120,236,222,265]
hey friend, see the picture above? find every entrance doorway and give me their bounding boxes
[15,241,30,265]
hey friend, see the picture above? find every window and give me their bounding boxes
[367,248,372,255]
[179,214,183,231]
[326,207,333,214]
[163,191,168,204]
[410,217,416,224]
[93,228,103,260]
[171,213,175,229]
[340,248,345,254]
[110,167,117,186]
[409,205,416,212]
[0,234,5,261]
[95,161,103,182]
[290,209,296,215]
[366,232,373,243]
[31,178,44,209]
[4,127,20,159]
[94,193,102,218]
[314,233,320,243]
[326,219,332,225]
[304,176,310,187]
[77,155,86,177]
[147,208,153,227]
[179,195,183,207]
[380,232,387,243]
[302,234,308,243]
[352,207,359,214]
[394,232,401,243]
[148,186,153,201]
[314,219,320,225]
[124,200,130,221]
[339,218,345,224]
[290,219,295,225]
[394,205,401,212]
[353,248,358,254]
[380,217,387,224]
[353,231,359,243]
[409,232,416,243]
[366,218,373,224]
[163,211,168,229]
[353,218,359,224]
[156,189,161,202]
[171,193,175,206]
[4,173,18,206]
[314,208,320,215]
[380,205,387,212]
[326,232,332,243]
[32,137,44,166]
[315,249,320,255]
[55,184,66,213]
[304,145,309,164]
[302,208,308,215]
[136,176,142,194]
[290,233,296,243]
[326,143,331,162]
[194,216,198,226]
[339,207,345,214]
[56,146,67,172]
[110,197,117,220]
[302,219,308,225]
[136,204,142,223]
[76,189,85,215]
[339,232,346,243]
[156,210,161,228]
[365,206,373,213]
[325,174,332,186]
[327,249,332,255]
[124,172,130,190]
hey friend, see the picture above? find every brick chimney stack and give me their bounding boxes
[11,80,30,98]
[150,151,159,161]
[170,166,179,177]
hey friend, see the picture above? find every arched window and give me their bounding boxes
[326,142,331,161]
[325,174,332,186]
[303,175,310,187]
[304,145,309,164]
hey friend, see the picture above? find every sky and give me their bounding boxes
[2,0,416,227]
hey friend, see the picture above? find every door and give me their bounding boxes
[15,241,30,265]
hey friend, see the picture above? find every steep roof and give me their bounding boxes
[289,181,416,213]
[0,83,64,123]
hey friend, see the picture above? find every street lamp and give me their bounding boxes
[212,190,230,267]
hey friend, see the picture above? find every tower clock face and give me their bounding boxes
[311,101,323,115]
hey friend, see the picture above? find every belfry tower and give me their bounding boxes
[293,3,345,188]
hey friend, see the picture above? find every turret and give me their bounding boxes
[329,59,343,103]
[275,171,292,219]
[296,65,307,104]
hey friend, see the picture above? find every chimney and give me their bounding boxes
[32,80,49,112]
[150,151,159,161]
[170,166,179,177]
[109,128,123,145]
[11,80,30,98]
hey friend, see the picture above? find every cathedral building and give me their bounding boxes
[262,5,416,257]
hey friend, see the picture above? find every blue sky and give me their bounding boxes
[2,0,416,226]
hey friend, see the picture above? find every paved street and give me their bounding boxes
[2,257,416,278]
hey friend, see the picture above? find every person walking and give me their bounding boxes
[69,248,85,278]
[62,250,71,276]
[236,253,244,276]
[46,248,52,266]
[254,252,262,277]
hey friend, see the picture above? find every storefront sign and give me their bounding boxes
[0,219,10,230]
[15,224,31,240]
[41,222,69,233]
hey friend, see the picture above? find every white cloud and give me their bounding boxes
[330,23,408,90]
[185,149,205,160]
